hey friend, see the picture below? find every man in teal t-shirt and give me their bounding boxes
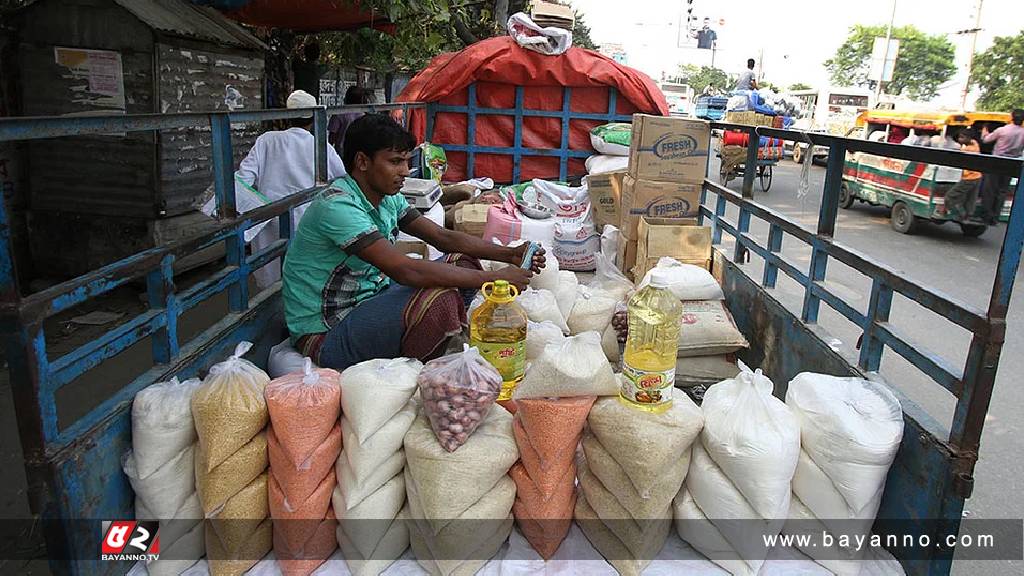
[282,114,545,371]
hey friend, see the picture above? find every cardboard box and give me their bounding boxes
[725,111,756,126]
[620,175,702,239]
[587,171,625,232]
[394,240,430,259]
[454,203,489,237]
[756,113,775,127]
[618,236,638,280]
[633,217,711,279]
[628,114,711,182]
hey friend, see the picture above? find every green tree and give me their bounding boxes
[672,64,731,92]
[971,30,1024,112]
[788,82,812,91]
[572,11,597,50]
[824,24,956,100]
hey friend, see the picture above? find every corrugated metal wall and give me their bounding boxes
[156,42,263,217]
[18,0,158,218]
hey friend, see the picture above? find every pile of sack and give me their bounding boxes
[266,359,342,576]
[605,258,746,392]
[674,369,800,575]
[577,388,704,576]
[512,325,619,560]
[586,123,631,176]
[192,342,273,576]
[783,373,904,575]
[404,347,519,576]
[124,376,204,576]
[335,358,422,576]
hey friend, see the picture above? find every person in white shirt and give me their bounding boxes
[203,89,346,289]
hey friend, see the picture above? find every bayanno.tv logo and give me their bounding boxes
[100,521,160,561]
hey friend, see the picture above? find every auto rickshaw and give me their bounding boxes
[840,110,1013,236]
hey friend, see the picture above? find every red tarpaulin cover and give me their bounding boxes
[225,0,393,32]
[398,37,669,183]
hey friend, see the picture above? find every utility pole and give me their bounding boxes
[875,0,897,103]
[959,0,984,110]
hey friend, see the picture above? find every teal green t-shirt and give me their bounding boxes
[283,176,417,339]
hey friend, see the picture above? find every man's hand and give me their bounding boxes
[493,266,533,293]
[509,243,547,274]
[612,310,628,343]
[981,125,990,137]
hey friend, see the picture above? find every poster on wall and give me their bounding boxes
[53,47,126,110]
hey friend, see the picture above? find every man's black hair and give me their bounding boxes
[342,113,417,173]
[1012,108,1024,126]
[747,58,756,69]
[344,86,371,105]
[958,128,977,142]
[304,41,320,61]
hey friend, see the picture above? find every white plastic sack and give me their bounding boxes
[513,332,618,400]
[600,226,623,271]
[123,446,196,520]
[506,12,572,56]
[268,338,308,379]
[700,369,800,521]
[341,401,417,485]
[554,270,579,320]
[640,257,724,301]
[528,248,560,292]
[585,154,630,175]
[333,473,406,560]
[589,251,633,301]
[533,180,590,224]
[554,219,600,272]
[517,288,569,334]
[589,126,632,157]
[403,408,518,535]
[676,300,749,358]
[673,486,761,576]
[340,358,422,443]
[131,376,202,479]
[518,211,557,247]
[786,373,903,524]
[567,285,618,336]
[785,493,871,576]
[526,320,566,362]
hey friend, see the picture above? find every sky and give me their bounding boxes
[571,0,1022,109]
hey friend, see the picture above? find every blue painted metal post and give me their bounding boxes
[742,126,758,198]
[226,229,249,312]
[762,223,783,288]
[606,88,618,122]
[513,87,525,183]
[734,207,751,262]
[559,87,572,181]
[209,114,237,219]
[711,194,726,245]
[858,278,893,372]
[950,164,1024,452]
[467,84,478,179]
[145,254,178,365]
[313,107,329,185]
[802,141,846,323]
[425,103,436,142]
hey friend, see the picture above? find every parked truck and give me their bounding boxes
[0,90,1021,576]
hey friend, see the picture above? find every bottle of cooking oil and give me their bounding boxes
[620,269,683,413]
[470,280,528,401]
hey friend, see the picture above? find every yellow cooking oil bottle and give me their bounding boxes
[620,269,682,413]
[470,280,528,401]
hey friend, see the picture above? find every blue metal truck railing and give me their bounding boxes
[703,122,1024,575]
[425,83,634,182]
[0,106,1021,575]
[0,102,425,575]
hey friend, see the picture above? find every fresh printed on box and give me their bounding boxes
[628,114,711,182]
[620,175,701,239]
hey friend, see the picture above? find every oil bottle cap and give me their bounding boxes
[648,268,674,289]
[482,280,518,303]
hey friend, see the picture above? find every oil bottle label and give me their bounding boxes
[471,339,525,383]
[621,362,675,407]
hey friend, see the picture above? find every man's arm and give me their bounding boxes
[982,125,1000,144]
[357,238,532,291]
